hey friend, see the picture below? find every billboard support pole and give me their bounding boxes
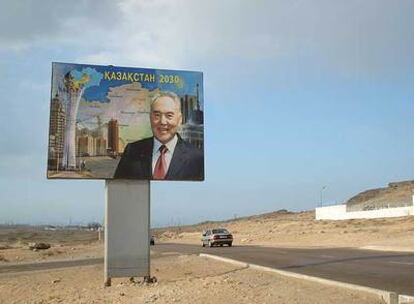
[104,180,151,287]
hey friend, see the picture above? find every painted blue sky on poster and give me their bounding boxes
[1,0,414,226]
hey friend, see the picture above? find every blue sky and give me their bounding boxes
[1,0,414,226]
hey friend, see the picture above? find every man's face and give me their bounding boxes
[150,96,182,144]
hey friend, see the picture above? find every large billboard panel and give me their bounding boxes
[47,62,204,181]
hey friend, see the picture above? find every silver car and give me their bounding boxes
[201,228,233,247]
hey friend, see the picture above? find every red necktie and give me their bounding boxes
[153,145,168,179]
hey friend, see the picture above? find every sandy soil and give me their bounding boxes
[0,243,102,264]
[0,228,101,264]
[0,254,385,304]
[157,211,414,252]
[1,212,413,303]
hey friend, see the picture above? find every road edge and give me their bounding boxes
[199,253,403,304]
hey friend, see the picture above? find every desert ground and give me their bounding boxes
[155,210,414,252]
[0,254,386,304]
[0,211,413,303]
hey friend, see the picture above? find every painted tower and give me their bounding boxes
[62,72,90,169]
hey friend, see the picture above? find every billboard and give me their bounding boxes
[47,62,204,181]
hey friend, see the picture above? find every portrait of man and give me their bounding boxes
[114,92,204,180]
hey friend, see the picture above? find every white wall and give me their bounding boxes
[316,201,414,220]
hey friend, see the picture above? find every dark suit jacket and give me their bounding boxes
[113,136,204,181]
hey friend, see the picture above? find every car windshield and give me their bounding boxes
[212,229,229,234]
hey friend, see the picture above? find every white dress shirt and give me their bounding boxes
[152,135,178,175]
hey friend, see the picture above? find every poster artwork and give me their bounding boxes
[47,62,204,181]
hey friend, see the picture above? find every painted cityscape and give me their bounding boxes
[47,62,204,180]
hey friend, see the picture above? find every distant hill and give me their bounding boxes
[152,209,312,236]
[346,180,414,211]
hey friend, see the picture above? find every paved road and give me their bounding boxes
[1,244,413,296]
[154,243,414,296]
[0,258,103,274]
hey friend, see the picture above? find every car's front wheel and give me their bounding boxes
[202,242,205,247]
[228,242,232,247]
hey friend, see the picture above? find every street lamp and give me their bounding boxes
[320,186,327,207]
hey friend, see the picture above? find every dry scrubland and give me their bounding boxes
[1,211,413,303]
[0,254,385,304]
[0,228,101,264]
[156,210,414,251]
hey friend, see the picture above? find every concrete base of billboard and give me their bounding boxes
[104,180,150,286]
